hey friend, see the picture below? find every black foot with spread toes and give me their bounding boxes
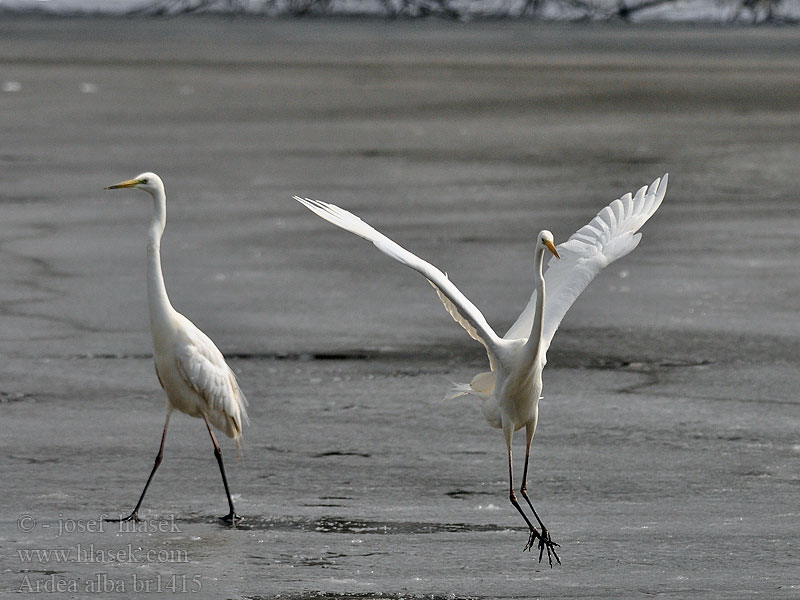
[104,512,141,523]
[524,527,561,567]
[220,512,243,525]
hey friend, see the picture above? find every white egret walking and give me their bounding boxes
[105,172,249,524]
[294,174,667,564]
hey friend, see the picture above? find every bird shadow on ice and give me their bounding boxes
[181,514,522,534]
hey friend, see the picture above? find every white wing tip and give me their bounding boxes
[655,173,669,196]
[294,195,326,210]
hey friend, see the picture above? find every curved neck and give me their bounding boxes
[522,245,547,363]
[147,187,174,331]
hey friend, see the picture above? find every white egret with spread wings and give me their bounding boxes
[105,172,249,524]
[294,174,667,564]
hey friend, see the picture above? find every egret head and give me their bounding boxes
[538,230,560,259]
[105,172,163,195]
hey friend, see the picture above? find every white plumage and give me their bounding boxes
[505,175,668,349]
[171,313,248,439]
[105,172,248,524]
[294,174,667,564]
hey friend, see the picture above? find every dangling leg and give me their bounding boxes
[202,414,241,524]
[106,409,173,523]
[504,428,543,550]
[520,422,560,566]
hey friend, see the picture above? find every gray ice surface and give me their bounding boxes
[0,17,798,599]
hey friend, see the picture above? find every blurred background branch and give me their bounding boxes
[125,0,797,21]
[0,0,796,22]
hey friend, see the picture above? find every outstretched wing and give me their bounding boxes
[174,316,249,439]
[504,174,668,360]
[294,196,504,370]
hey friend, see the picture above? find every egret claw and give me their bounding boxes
[523,528,541,552]
[104,512,141,523]
[537,530,561,567]
[220,512,243,525]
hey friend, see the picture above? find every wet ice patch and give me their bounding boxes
[3,81,21,92]
[79,82,98,93]
[228,515,514,534]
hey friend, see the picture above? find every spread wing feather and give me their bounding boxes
[294,196,503,369]
[430,282,499,372]
[504,175,668,362]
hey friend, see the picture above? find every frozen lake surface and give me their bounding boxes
[1,17,798,599]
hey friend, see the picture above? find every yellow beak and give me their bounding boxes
[544,239,560,259]
[105,178,139,190]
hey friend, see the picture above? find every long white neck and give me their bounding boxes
[521,245,547,366]
[146,186,175,332]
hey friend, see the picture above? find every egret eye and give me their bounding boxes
[141,178,149,184]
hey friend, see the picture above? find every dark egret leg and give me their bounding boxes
[505,433,544,551]
[202,415,242,524]
[520,424,560,566]
[106,410,172,523]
